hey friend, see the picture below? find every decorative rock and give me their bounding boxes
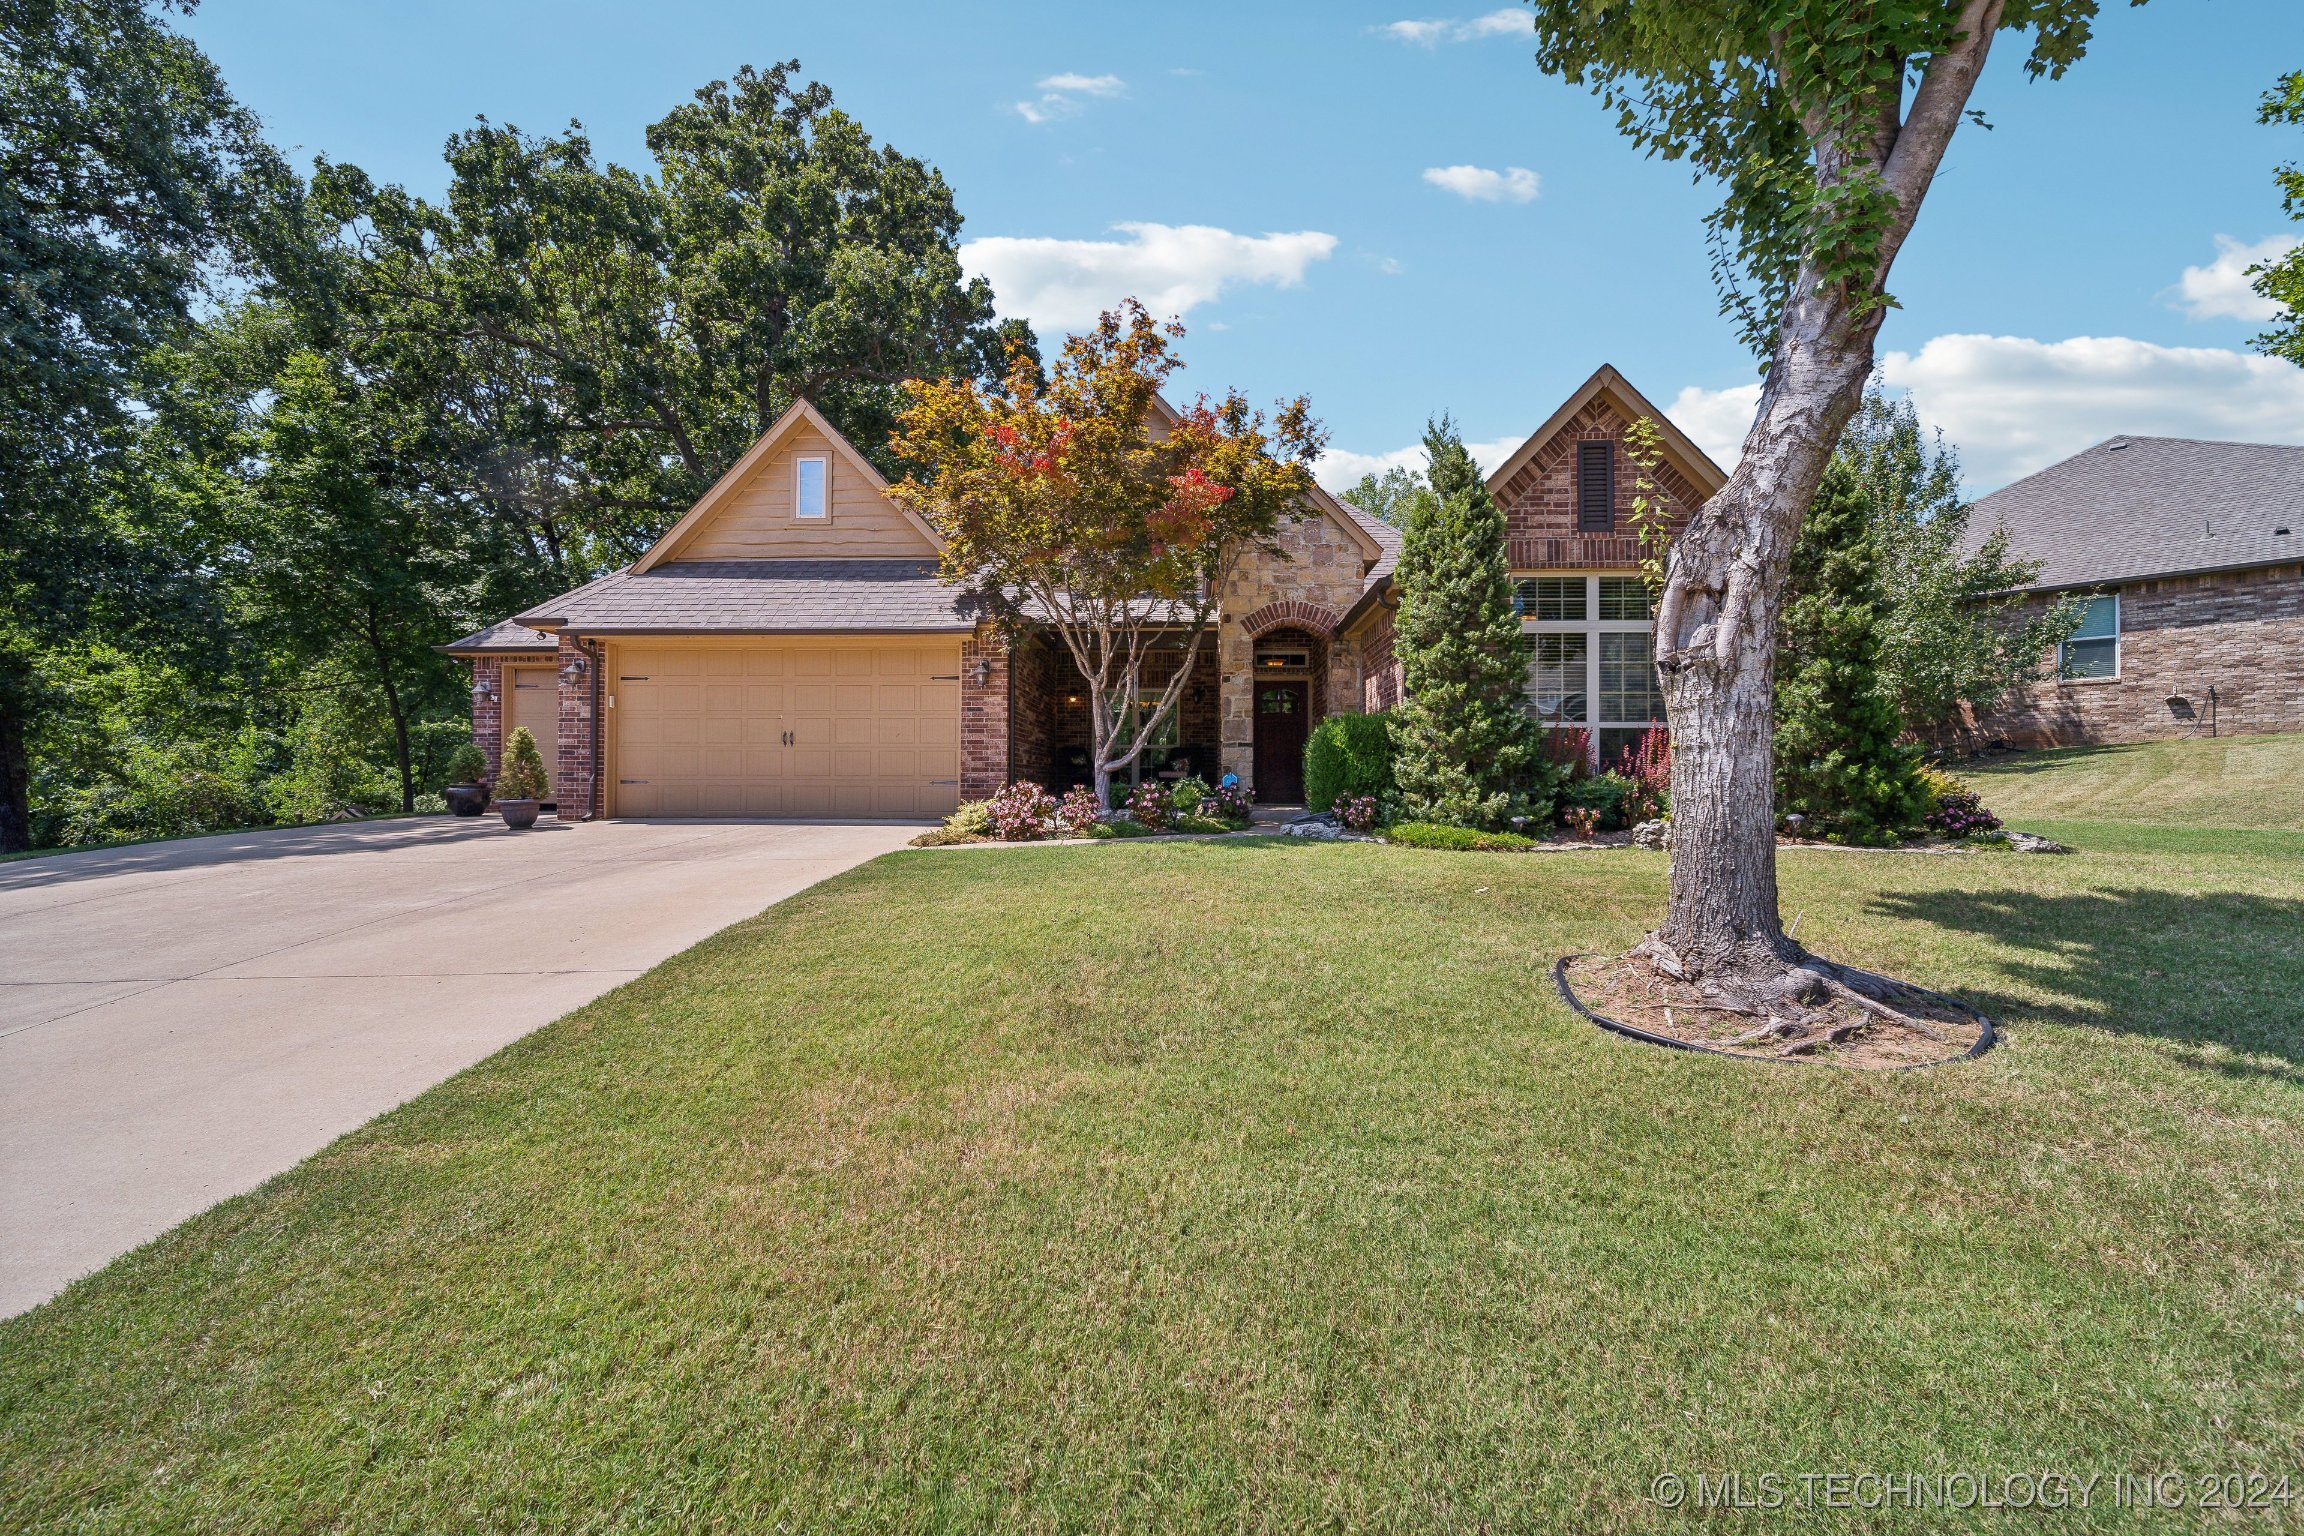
[1977,828,2071,854]
[1630,818,1672,851]
[1281,820,1344,839]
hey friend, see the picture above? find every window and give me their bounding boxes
[1519,573,1664,766]
[1110,690,1180,749]
[1576,441,1615,532]
[794,454,828,519]
[2059,594,2119,679]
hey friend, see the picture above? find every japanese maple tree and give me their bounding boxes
[890,301,1321,807]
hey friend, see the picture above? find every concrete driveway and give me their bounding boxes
[0,816,918,1316]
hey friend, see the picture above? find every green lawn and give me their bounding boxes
[4,823,2302,1531]
[1965,728,2304,832]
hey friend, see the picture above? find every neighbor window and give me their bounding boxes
[794,454,828,518]
[2059,594,2119,679]
[1521,573,1666,765]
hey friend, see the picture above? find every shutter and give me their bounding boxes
[1576,441,1615,532]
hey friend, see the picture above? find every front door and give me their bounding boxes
[1252,681,1308,802]
[506,666,561,803]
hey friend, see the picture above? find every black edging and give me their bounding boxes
[1553,954,1997,1071]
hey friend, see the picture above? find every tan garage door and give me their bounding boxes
[609,639,962,819]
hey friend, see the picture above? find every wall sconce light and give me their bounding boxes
[472,680,498,702]
[970,658,993,687]
[1065,694,1081,707]
[561,655,589,684]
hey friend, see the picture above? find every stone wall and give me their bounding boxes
[1954,563,2304,747]
[1491,396,1701,571]
[1217,510,1374,793]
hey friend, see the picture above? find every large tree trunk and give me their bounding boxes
[0,699,30,855]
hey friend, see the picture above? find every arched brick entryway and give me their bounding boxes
[1239,600,1343,640]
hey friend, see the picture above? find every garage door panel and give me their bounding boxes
[614,639,960,819]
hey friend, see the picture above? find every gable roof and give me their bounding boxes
[1967,436,2304,591]
[1483,363,1730,503]
[434,617,560,657]
[632,397,944,574]
[1145,392,1386,566]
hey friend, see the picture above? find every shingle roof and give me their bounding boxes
[1967,436,2304,591]
[511,559,977,633]
[1343,505,1405,588]
[436,617,560,655]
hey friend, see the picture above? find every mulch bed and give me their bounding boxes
[1557,952,1994,1070]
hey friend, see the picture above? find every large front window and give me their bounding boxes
[1518,574,1666,765]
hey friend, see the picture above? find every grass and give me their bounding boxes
[1963,728,2304,831]
[5,812,2302,1531]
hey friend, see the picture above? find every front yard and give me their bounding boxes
[3,805,2301,1530]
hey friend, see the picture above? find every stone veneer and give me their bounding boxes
[1954,563,2304,748]
[1217,511,1379,793]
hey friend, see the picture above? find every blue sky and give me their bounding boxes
[182,0,2304,492]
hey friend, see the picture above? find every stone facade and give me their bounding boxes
[1491,395,1700,570]
[1956,563,2304,747]
[1216,511,1378,792]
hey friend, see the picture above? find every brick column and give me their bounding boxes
[960,629,1011,800]
[470,658,504,780]
[556,634,600,821]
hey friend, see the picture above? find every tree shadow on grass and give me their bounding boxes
[1867,885,2304,1080]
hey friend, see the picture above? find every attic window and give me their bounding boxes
[795,454,828,519]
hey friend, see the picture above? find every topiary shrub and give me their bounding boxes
[496,727,549,801]
[446,741,488,786]
[1384,821,1536,852]
[1303,710,1396,811]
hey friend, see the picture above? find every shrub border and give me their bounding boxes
[1552,953,1997,1071]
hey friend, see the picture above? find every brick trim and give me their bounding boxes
[1240,600,1344,639]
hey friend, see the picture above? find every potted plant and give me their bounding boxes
[494,726,549,829]
[443,741,490,817]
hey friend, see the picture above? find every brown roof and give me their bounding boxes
[511,559,977,634]
[1968,436,2304,591]
[435,617,560,656]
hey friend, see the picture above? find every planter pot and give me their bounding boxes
[497,798,541,830]
[444,783,489,817]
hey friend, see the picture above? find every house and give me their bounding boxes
[1951,437,2304,747]
[441,367,1724,818]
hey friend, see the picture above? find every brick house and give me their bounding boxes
[441,367,1722,818]
[1950,437,2304,747]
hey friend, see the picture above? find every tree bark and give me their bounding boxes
[1649,4,2003,986]
[0,700,30,855]
[364,611,417,814]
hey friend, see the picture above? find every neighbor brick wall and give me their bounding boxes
[961,629,1010,800]
[1491,398,1702,571]
[1954,563,2304,748]
[555,635,600,820]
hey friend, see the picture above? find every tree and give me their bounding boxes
[0,0,293,851]
[1774,461,1930,843]
[890,302,1322,808]
[1340,465,1436,528]
[1839,390,2082,732]
[2250,71,2304,365]
[1527,0,2134,996]
[1389,417,1537,829]
[314,61,1027,566]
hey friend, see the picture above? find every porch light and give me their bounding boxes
[472,680,497,702]
[971,658,993,687]
[561,655,589,684]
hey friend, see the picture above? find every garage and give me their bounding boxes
[609,638,963,819]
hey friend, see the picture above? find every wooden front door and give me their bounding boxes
[1252,681,1309,802]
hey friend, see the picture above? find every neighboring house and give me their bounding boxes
[1953,437,2304,748]
[441,366,1723,818]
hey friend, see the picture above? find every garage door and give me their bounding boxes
[610,640,962,818]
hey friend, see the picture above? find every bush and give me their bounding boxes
[986,781,1060,839]
[446,742,488,785]
[413,792,448,814]
[1171,813,1232,834]
[1924,786,2002,838]
[1303,711,1396,812]
[1197,781,1252,826]
[1166,775,1212,816]
[1054,786,1102,834]
[1613,727,1670,824]
[1560,771,1635,832]
[1334,794,1381,832]
[1122,780,1173,830]
[496,727,550,801]
[1385,821,1537,852]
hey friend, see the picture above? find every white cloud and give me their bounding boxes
[2172,234,2297,323]
[1423,164,1541,203]
[1315,435,1526,493]
[1014,72,1125,124]
[961,223,1339,333]
[1669,334,2304,492]
[1381,9,1525,45]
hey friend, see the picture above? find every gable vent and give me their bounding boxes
[1576,441,1615,533]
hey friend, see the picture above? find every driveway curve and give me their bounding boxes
[0,816,917,1316]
